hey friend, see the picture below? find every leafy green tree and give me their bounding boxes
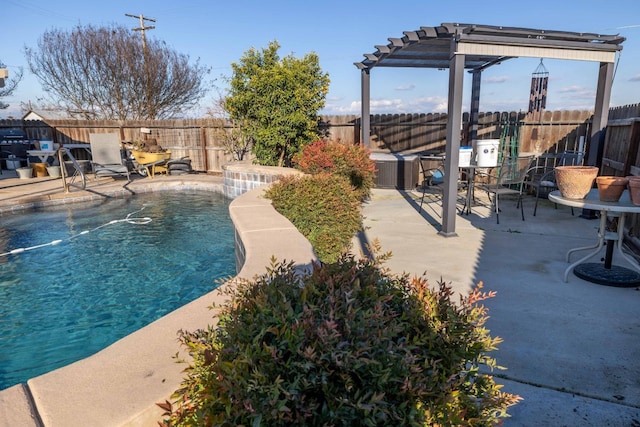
[224,41,330,167]
[25,24,209,120]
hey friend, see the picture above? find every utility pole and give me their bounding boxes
[125,13,155,50]
[125,13,156,118]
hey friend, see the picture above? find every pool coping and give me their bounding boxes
[0,175,317,427]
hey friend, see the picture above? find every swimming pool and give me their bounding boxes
[0,191,236,391]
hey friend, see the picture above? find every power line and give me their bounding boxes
[7,0,77,22]
[125,13,156,50]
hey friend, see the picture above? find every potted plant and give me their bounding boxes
[16,167,33,179]
[555,165,599,199]
[46,164,62,178]
[596,176,628,202]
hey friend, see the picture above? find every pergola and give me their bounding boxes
[355,23,625,236]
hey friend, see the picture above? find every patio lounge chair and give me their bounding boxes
[89,133,131,182]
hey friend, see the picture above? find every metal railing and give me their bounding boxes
[57,147,86,192]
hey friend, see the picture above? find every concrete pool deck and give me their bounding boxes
[0,170,640,425]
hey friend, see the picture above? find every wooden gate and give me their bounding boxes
[600,118,640,177]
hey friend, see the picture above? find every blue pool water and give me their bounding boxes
[0,191,236,391]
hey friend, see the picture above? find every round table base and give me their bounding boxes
[573,263,640,288]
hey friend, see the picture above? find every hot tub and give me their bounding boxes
[370,152,419,190]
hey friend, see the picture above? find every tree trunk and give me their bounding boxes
[278,148,285,167]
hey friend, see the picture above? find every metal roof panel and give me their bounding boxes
[355,22,625,71]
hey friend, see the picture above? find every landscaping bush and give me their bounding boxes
[224,41,330,167]
[264,173,362,263]
[293,139,376,201]
[159,248,520,426]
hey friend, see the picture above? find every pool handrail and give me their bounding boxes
[58,147,86,192]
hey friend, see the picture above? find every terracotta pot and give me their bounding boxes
[596,176,628,202]
[555,166,599,199]
[628,177,640,205]
[626,175,640,184]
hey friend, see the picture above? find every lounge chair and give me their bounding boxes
[89,133,131,182]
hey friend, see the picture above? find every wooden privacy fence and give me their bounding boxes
[0,111,595,174]
[600,118,640,177]
[1,103,639,175]
[357,110,594,157]
[599,116,640,246]
[0,119,234,173]
[587,103,640,177]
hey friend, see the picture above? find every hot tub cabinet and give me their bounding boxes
[370,152,419,190]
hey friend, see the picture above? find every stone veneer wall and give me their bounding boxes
[223,163,305,274]
[222,162,304,199]
[233,226,246,277]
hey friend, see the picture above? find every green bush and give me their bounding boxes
[293,139,376,201]
[160,248,520,426]
[264,173,362,263]
[224,41,330,167]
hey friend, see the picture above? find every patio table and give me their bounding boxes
[459,164,478,215]
[418,153,478,215]
[548,189,640,286]
[27,150,56,164]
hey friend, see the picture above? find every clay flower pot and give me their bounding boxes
[596,176,628,202]
[627,176,640,205]
[555,166,599,199]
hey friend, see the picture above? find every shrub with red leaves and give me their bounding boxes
[294,139,376,201]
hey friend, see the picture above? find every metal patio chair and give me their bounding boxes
[474,154,535,224]
[417,153,467,215]
[524,150,584,216]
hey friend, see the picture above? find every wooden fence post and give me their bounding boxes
[200,126,208,172]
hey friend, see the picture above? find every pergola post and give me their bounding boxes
[441,48,465,237]
[361,69,371,148]
[587,61,615,167]
[469,70,482,145]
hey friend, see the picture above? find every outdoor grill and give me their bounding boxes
[0,128,32,169]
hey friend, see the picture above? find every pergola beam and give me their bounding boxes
[457,41,617,63]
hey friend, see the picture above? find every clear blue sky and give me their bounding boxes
[2,0,639,119]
